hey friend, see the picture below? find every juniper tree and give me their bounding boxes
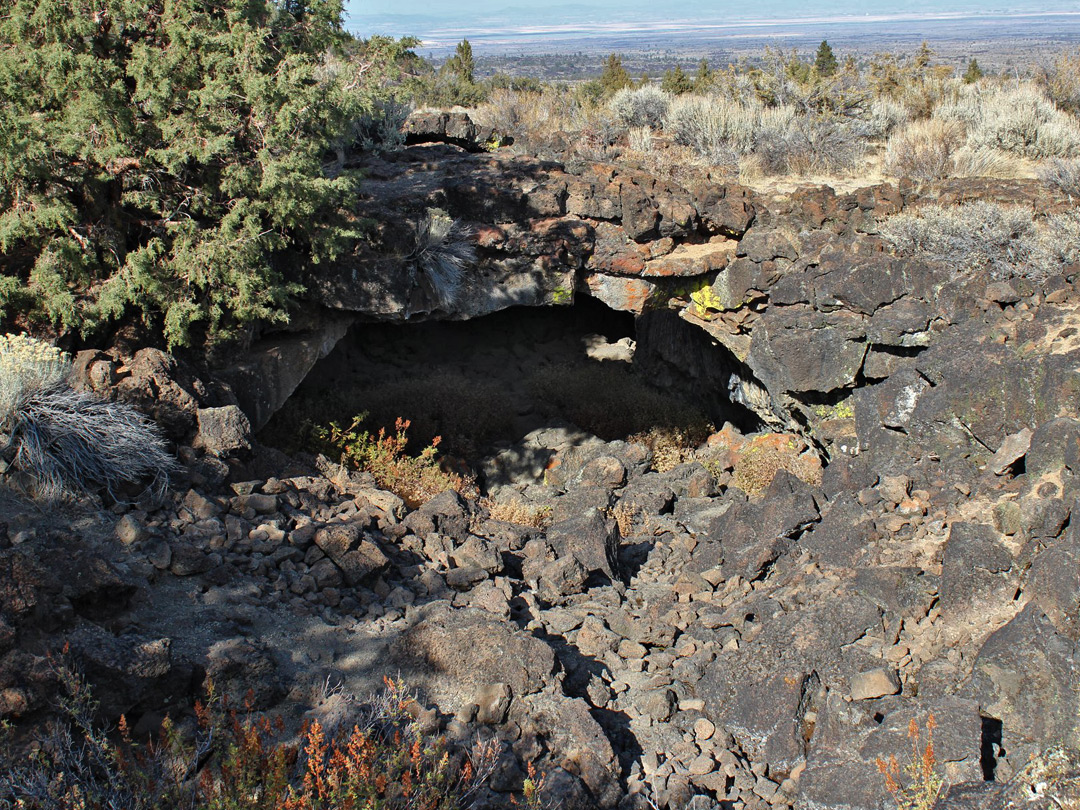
[695,58,713,89]
[963,58,984,84]
[599,54,633,96]
[0,0,411,349]
[814,40,838,77]
[445,38,476,83]
[662,65,693,95]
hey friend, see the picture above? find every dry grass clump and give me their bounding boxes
[0,665,501,810]
[526,362,712,445]
[609,85,671,129]
[627,127,653,153]
[884,119,966,180]
[474,88,559,140]
[478,496,553,528]
[1039,48,1080,114]
[628,426,702,473]
[884,119,1015,181]
[880,201,1080,282]
[0,334,172,501]
[409,208,475,309]
[730,433,822,498]
[474,86,618,147]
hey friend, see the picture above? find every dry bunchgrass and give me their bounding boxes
[884,119,966,180]
[474,86,618,148]
[627,126,653,153]
[628,426,702,473]
[478,496,553,528]
[0,334,172,501]
[730,433,822,498]
[1040,48,1080,114]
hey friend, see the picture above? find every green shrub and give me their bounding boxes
[0,2,413,348]
[0,334,172,501]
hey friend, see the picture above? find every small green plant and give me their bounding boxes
[515,760,550,810]
[314,414,472,508]
[876,714,945,810]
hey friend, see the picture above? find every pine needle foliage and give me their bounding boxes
[0,1,411,348]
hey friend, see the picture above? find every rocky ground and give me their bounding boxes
[3,116,1080,809]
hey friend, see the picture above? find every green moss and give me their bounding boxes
[552,286,573,305]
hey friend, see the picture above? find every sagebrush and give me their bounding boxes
[879,202,1080,282]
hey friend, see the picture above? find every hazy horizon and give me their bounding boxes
[342,0,1080,57]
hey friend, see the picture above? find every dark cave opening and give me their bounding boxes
[980,716,1004,781]
[260,296,761,472]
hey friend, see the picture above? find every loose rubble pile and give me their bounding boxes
[3,120,1080,809]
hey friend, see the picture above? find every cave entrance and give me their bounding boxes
[260,295,760,475]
